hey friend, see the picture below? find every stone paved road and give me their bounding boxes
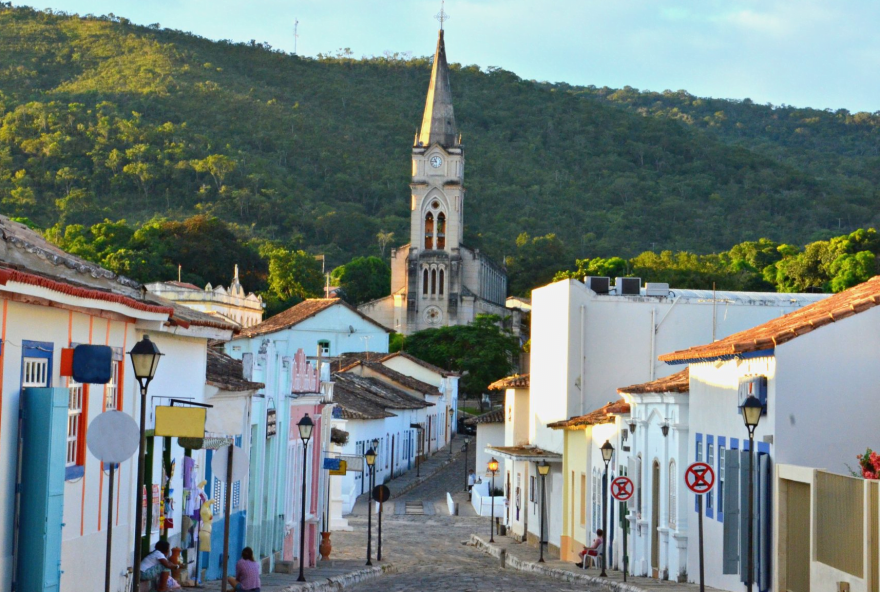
[333,445,594,592]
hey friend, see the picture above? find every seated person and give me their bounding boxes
[227,547,261,592]
[577,529,604,567]
[139,541,181,592]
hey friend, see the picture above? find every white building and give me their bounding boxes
[618,369,690,581]
[657,275,880,592]
[525,277,827,560]
[146,265,264,329]
[465,407,504,487]
[0,215,237,592]
[379,351,460,436]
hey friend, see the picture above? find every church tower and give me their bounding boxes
[357,24,509,335]
[407,28,465,329]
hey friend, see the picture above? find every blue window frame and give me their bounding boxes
[695,433,703,512]
[717,436,726,522]
[706,435,714,518]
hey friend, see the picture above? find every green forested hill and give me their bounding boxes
[2,4,880,268]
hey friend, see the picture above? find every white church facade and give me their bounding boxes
[358,29,509,335]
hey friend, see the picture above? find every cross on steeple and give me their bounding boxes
[434,0,450,30]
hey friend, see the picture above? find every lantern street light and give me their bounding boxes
[600,440,614,577]
[365,447,377,566]
[488,457,499,543]
[296,414,314,582]
[129,335,163,592]
[741,395,763,592]
[537,461,551,562]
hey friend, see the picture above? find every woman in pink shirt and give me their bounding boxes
[578,529,604,568]
[227,547,261,592]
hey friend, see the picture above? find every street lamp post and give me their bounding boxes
[488,457,499,543]
[371,438,380,562]
[741,395,763,592]
[537,460,550,562]
[296,414,314,582]
[463,437,470,491]
[128,335,163,592]
[600,440,614,578]
[364,446,377,566]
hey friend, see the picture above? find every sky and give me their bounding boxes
[15,0,880,112]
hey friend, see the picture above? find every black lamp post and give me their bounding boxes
[600,440,614,577]
[463,437,470,491]
[741,395,763,592]
[129,335,162,592]
[537,460,550,562]
[364,446,377,566]
[488,457,499,543]
[296,414,314,582]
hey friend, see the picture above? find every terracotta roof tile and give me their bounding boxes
[548,400,631,430]
[658,278,880,363]
[488,374,530,390]
[332,382,397,420]
[343,361,442,396]
[378,351,459,377]
[465,407,504,425]
[486,445,562,460]
[206,348,264,391]
[238,298,391,339]
[617,368,689,395]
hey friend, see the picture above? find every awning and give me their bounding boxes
[485,445,562,463]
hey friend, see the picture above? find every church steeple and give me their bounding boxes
[418,29,458,148]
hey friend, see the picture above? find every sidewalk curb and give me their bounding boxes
[279,564,396,592]
[470,535,647,592]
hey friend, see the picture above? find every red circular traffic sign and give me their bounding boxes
[610,476,634,501]
[685,462,715,494]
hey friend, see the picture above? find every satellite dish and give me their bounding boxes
[211,445,249,482]
[87,411,140,464]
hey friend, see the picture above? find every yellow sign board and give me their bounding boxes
[330,460,347,476]
[154,406,207,438]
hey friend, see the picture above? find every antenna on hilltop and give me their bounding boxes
[293,18,299,54]
[434,0,450,30]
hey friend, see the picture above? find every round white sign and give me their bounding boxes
[211,445,249,482]
[87,411,141,464]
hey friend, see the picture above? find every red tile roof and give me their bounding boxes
[548,400,631,430]
[659,277,879,363]
[379,351,459,377]
[465,407,504,425]
[488,374,530,390]
[618,368,689,395]
[238,298,391,338]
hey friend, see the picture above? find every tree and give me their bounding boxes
[505,233,571,296]
[402,315,520,397]
[376,230,394,257]
[261,244,324,315]
[330,256,390,305]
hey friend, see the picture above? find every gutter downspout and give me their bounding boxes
[650,307,656,381]
[580,304,586,415]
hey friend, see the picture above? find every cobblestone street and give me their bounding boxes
[331,442,591,591]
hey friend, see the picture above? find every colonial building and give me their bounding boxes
[146,265,265,329]
[358,29,508,334]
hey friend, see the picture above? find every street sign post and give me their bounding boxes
[610,476,634,581]
[685,462,715,592]
[372,485,391,561]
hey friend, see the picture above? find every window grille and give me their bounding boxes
[67,379,84,467]
[23,358,49,387]
[668,460,677,528]
[104,362,119,410]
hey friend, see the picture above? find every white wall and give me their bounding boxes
[476,423,504,477]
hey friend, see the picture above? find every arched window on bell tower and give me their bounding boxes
[439,268,445,295]
[431,268,437,295]
[423,268,429,295]
[424,212,434,250]
[437,213,446,249]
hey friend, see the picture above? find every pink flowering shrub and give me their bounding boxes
[856,449,880,480]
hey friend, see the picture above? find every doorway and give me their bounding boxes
[651,461,660,577]
[783,480,811,591]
